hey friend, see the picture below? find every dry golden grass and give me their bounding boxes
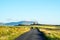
[0,26,30,40]
[0,25,60,40]
[39,26,60,40]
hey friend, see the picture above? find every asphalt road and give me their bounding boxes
[15,28,46,40]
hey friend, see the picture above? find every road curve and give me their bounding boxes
[15,28,46,40]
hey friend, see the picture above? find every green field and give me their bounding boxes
[0,25,60,40]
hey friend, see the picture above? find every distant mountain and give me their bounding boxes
[4,21,35,26]
[0,21,60,26]
[0,23,5,25]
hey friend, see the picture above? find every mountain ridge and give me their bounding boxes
[0,21,35,26]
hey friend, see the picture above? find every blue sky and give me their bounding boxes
[0,0,60,25]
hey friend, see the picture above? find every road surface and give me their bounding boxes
[15,27,46,40]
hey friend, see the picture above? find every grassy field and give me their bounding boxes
[0,25,60,40]
[0,26,30,40]
[39,26,60,40]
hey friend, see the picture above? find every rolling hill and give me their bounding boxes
[0,21,35,26]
